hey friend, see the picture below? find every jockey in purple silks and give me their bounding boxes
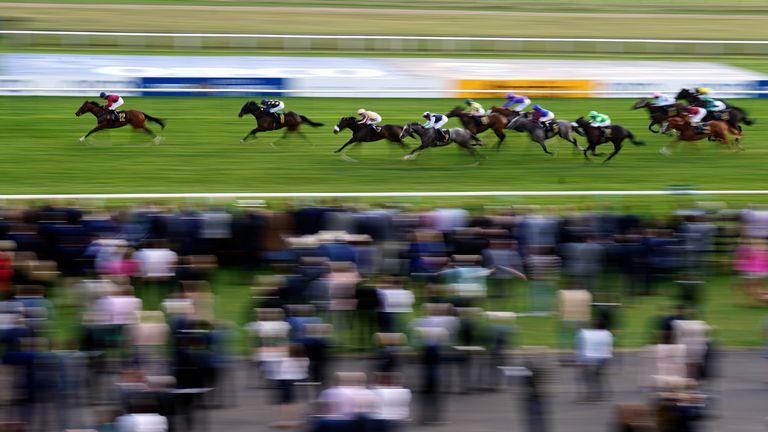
[502,93,531,112]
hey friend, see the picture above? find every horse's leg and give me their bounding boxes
[583,143,594,161]
[562,130,582,152]
[334,138,358,154]
[241,128,260,143]
[660,140,677,155]
[403,143,428,160]
[80,126,105,142]
[494,129,506,151]
[141,126,163,145]
[602,141,622,163]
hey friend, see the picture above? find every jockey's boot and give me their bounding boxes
[694,123,705,134]
[272,113,281,128]
[112,111,119,122]
[437,129,448,142]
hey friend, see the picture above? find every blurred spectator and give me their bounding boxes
[576,319,614,401]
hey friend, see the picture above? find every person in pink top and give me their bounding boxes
[734,238,768,302]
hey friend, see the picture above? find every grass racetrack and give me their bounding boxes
[0,96,765,197]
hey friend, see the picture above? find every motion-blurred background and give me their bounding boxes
[1,1,768,431]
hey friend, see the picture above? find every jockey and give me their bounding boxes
[531,104,555,129]
[261,98,284,127]
[700,95,727,112]
[423,111,449,141]
[587,111,611,127]
[685,106,707,132]
[356,108,382,131]
[99,92,124,120]
[464,99,486,116]
[502,93,531,112]
[650,92,675,107]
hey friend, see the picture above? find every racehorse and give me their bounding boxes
[489,106,522,122]
[332,117,408,154]
[675,89,754,131]
[238,101,324,144]
[506,115,582,155]
[659,117,742,155]
[75,101,165,144]
[573,117,645,162]
[399,123,483,162]
[631,98,688,133]
[446,106,509,149]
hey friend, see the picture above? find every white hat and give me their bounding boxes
[357,108,366,115]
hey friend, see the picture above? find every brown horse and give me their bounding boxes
[75,101,165,144]
[332,116,408,156]
[490,106,522,122]
[660,117,742,155]
[238,101,323,144]
[630,99,688,134]
[446,106,509,149]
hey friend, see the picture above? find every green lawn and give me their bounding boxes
[3,3,768,39]
[0,96,766,197]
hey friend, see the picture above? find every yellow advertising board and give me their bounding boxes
[457,79,600,98]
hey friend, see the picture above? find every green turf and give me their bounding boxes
[4,0,768,15]
[3,3,768,40]
[0,96,765,197]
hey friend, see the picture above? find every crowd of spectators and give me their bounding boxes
[0,201,761,431]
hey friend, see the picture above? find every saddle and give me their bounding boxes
[541,121,558,135]
[713,110,730,121]
[111,110,126,122]
[479,116,490,126]
[370,124,382,133]
[270,113,284,129]
[666,107,678,117]
[696,122,712,135]
[601,126,612,139]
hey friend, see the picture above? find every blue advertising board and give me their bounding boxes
[140,77,285,96]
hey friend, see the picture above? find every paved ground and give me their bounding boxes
[205,350,768,432]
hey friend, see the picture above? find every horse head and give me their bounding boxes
[506,115,524,130]
[75,101,99,117]
[333,117,356,134]
[676,88,697,102]
[399,122,421,140]
[631,99,649,110]
[238,101,260,118]
[445,106,464,118]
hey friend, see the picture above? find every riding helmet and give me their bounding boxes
[652,92,662,97]
[261,99,268,105]
[423,112,431,118]
[357,108,366,115]
[533,104,542,110]
[464,99,473,105]
[99,92,107,98]
[506,93,515,99]
[697,87,710,94]
[588,111,598,117]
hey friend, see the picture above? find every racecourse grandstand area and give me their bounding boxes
[1,1,768,431]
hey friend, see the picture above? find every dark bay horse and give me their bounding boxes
[238,101,324,144]
[75,101,165,144]
[631,98,688,133]
[506,115,581,155]
[446,106,509,149]
[660,117,742,155]
[332,117,408,154]
[490,106,522,122]
[675,89,754,131]
[573,117,645,162]
[399,123,483,162]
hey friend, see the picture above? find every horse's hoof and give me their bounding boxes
[659,147,671,156]
[79,136,86,142]
[239,139,245,144]
[153,136,163,145]
[340,154,358,163]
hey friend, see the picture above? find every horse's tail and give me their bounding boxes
[729,105,755,126]
[626,129,645,146]
[144,113,166,129]
[300,115,324,127]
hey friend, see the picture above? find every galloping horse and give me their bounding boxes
[399,123,483,162]
[238,101,324,144]
[675,89,754,131]
[332,117,408,154]
[506,115,581,155]
[659,117,742,155]
[446,107,509,149]
[75,101,165,144]
[573,117,645,162]
[631,99,688,133]
[490,106,522,122]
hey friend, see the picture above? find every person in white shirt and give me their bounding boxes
[576,319,613,401]
[371,372,412,424]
